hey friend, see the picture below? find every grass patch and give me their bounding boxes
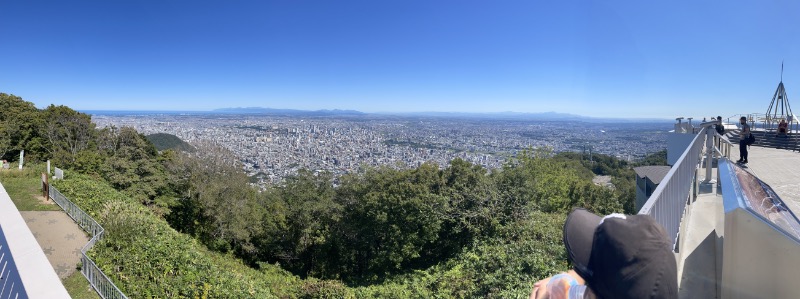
[64,271,101,299]
[0,164,60,211]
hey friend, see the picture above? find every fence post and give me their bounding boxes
[704,127,714,183]
[41,173,48,200]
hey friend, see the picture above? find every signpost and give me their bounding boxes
[41,172,48,200]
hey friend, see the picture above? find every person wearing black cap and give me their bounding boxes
[530,208,678,299]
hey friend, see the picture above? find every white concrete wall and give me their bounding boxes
[635,177,648,212]
[0,225,26,299]
[0,183,70,299]
[721,209,800,299]
[668,133,697,166]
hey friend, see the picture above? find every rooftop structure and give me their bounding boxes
[633,165,671,211]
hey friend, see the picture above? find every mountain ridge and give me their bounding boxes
[84,107,671,122]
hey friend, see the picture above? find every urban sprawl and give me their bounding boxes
[93,114,669,187]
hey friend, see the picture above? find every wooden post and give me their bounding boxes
[41,172,49,201]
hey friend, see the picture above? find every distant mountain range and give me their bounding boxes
[385,111,590,120]
[390,111,672,123]
[85,107,671,123]
[213,107,365,116]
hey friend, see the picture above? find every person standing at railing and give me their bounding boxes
[715,116,726,149]
[715,116,725,135]
[738,116,751,164]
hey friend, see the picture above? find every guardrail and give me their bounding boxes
[49,186,128,299]
[715,132,733,159]
[639,126,708,249]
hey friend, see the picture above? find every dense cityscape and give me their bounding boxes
[92,113,671,186]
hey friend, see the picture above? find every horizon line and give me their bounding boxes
[79,108,677,121]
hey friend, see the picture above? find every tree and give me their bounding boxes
[254,169,340,277]
[0,93,43,161]
[434,158,499,260]
[327,163,450,283]
[41,104,96,165]
[165,141,263,254]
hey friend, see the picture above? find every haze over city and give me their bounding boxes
[2,1,799,118]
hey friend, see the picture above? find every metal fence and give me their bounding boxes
[49,186,128,299]
[638,127,708,249]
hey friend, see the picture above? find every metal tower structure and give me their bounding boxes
[765,63,794,131]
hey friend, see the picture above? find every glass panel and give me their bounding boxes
[733,165,800,240]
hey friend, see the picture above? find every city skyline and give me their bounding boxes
[2,1,799,118]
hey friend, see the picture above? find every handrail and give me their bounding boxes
[639,127,708,249]
[715,132,733,159]
[49,186,128,299]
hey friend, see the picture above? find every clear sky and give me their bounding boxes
[1,1,799,118]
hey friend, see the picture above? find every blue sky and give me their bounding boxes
[1,1,799,118]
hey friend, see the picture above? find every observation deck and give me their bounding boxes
[644,121,800,299]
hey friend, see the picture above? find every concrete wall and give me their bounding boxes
[0,225,27,299]
[718,160,800,299]
[635,176,648,212]
[668,133,697,166]
[721,209,800,299]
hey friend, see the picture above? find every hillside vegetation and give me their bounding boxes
[1,92,647,298]
[146,133,196,152]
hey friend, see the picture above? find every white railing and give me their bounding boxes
[715,132,734,159]
[49,186,128,299]
[639,126,708,248]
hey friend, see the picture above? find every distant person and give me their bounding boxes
[778,119,788,137]
[715,116,725,135]
[529,208,678,299]
[738,116,751,164]
[714,116,725,148]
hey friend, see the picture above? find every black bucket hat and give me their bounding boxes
[563,208,678,299]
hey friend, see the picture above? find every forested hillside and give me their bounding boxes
[1,92,646,298]
[146,133,196,152]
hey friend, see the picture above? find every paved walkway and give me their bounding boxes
[740,146,800,213]
[20,210,89,279]
[677,145,800,298]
